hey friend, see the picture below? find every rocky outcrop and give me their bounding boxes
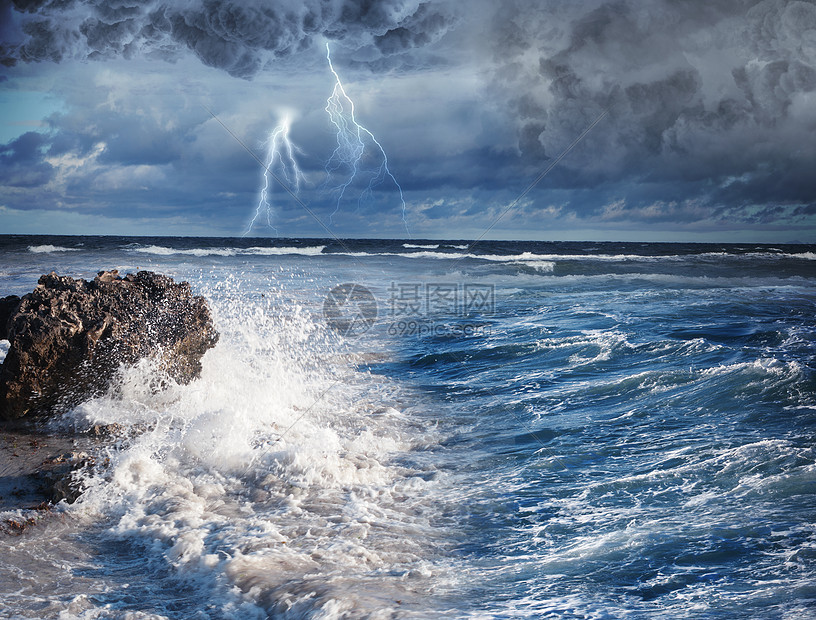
[0,428,107,530]
[0,270,219,420]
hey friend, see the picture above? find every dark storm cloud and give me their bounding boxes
[0,130,54,186]
[1,0,813,238]
[0,0,458,77]
[489,0,816,218]
[0,89,267,222]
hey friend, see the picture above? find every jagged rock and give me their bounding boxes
[0,270,219,420]
[0,429,107,518]
[38,451,95,504]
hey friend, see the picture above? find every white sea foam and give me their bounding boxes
[342,250,564,265]
[338,249,816,263]
[699,357,803,379]
[132,245,237,257]
[403,243,440,249]
[28,244,79,253]
[334,249,694,265]
[517,260,555,273]
[0,340,8,364]
[701,250,816,260]
[62,284,450,617]
[131,245,326,257]
[244,245,326,256]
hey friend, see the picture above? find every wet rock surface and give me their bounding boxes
[0,270,218,420]
[0,427,105,534]
[0,270,218,526]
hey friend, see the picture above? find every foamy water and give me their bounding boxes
[1,271,456,618]
[0,236,814,618]
[71,289,448,617]
[131,245,327,257]
[28,244,80,253]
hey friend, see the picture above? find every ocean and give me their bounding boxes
[0,235,814,619]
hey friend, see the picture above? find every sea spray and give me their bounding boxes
[61,277,454,617]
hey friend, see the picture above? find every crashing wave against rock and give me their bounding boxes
[0,270,219,420]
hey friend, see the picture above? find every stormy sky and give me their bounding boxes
[0,0,814,241]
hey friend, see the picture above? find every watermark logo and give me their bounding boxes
[386,281,495,338]
[324,281,494,338]
[323,283,378,337]
[387,282,495,318]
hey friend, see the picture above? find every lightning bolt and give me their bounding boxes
[324,42,409,236]
[245,114,304,236]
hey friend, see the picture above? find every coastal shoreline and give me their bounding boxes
[0,424,106,533]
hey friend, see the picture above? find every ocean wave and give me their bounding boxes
[531,330,633,364]
[393,251,464,259]
[130,245,326,257]
[701,250,816,260]
[328,248,816,274]
[133,245,237,257]
[343,249,816,263]
[516,260,555,273]
[402,243,469,250]
[331,250,694,262]
[339,250,563,263]
[494,272,814,290]
[699,357,803,379]
[61,286,449,617]
[28,245,79,253]
[124,244,816,264]
[244,245,326,256]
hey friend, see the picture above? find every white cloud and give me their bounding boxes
[45,141,106,194]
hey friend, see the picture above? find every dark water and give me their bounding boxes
[0,235,814,618]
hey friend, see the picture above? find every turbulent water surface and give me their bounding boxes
[0,235,814,619]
